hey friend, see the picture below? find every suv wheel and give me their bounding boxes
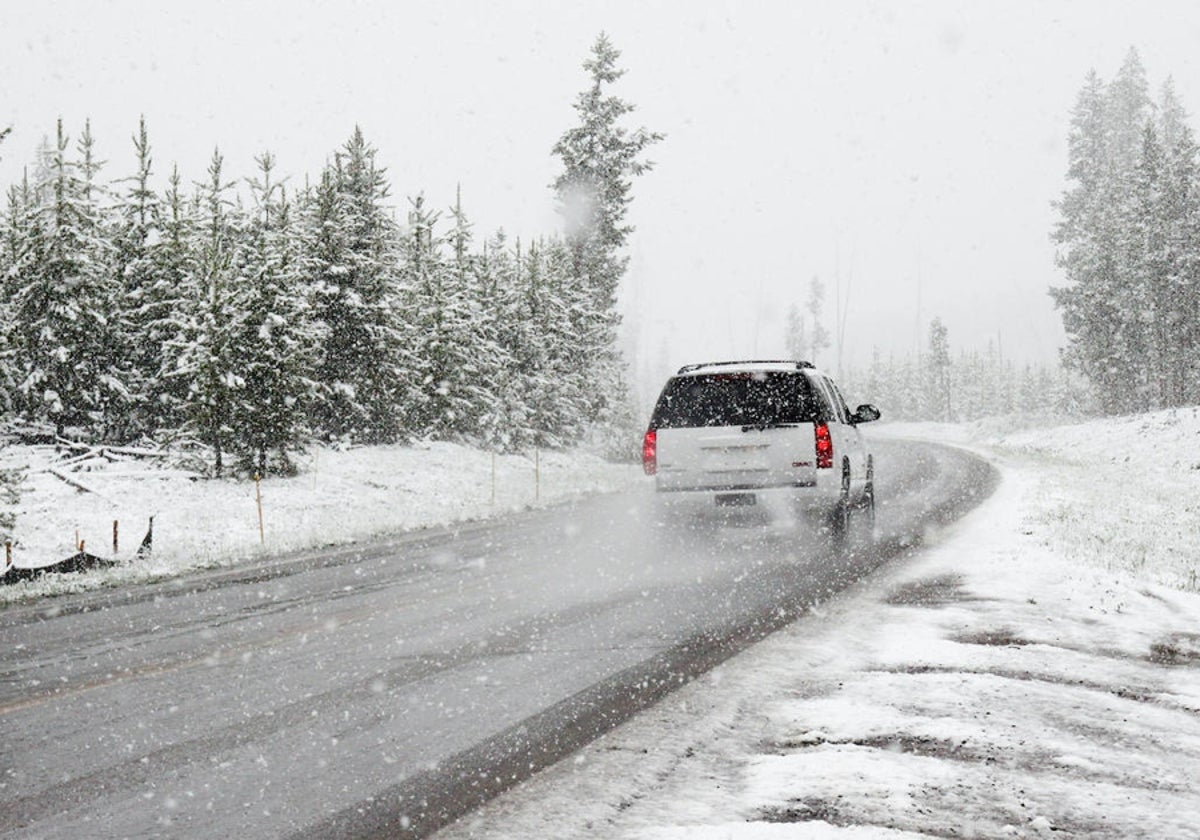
[857,455,876,539]
[828,462,852,542]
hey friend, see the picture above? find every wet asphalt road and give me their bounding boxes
[0,439,996,838]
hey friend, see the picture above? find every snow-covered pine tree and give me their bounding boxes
[0,124,19,502]
[305,128,407,443]
[453,211,515,447]
[230,153,320,476]
[112,116,171,438]
[182,148,244,475]
[423,189,500,439]
[509,238,580,448]
[807,277,831,367]
[784,303,809,362]
[549,233,633,455]
[924,317,952,422]
[552,33,662,451]
[475,232,530,452]
[1125,121,1168,408]
[1,175,40,419]
[153,164,202,437]
[0,459,20,550]
[400,194,467,438]
[10,119,123,438]
[1051,71,1115,409]
[1155,80,1200,406]
[1051,59,1150,415]
[76,120,130,438]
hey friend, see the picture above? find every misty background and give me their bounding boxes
[3,1,1198,412]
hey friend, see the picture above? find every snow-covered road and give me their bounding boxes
[5,409,1198,839]
[435,414,1200,840]
[0,440,990,838]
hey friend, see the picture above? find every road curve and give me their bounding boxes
[0,439,996,839]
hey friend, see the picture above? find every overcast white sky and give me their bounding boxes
[4,1,1199,402]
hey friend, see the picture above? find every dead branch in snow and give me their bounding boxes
[46,468,103,495]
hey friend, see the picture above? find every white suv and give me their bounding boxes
[642,360,880,537]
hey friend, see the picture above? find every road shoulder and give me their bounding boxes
[435,449,1200,839]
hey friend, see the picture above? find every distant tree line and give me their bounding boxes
[855,331,1088,425]
[783,308,1088,423]
[1052,48,1200,414]
[839,326,1088,424]
[0,34,660,478]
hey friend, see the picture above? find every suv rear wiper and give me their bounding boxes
[741,422,799,432]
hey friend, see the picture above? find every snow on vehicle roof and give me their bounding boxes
[675,360,816,376]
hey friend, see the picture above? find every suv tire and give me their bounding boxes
[828,462,852,543]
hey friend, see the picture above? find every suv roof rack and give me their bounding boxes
[676,360,814,375]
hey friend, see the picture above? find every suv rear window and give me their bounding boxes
[650,372,819,429]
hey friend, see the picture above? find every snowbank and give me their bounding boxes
[0,441,640,604]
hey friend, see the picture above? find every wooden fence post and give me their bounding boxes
[255,474,265,545]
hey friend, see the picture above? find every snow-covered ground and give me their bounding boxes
[0,440,638,604]
[433,409,1200,840]
[4,411,1200,838]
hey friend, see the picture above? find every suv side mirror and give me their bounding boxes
[851,404,881,424]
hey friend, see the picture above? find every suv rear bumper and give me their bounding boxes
[653,482,839,520]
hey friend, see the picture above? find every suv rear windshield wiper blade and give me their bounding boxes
[741,421,800,432]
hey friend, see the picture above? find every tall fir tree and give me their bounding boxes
[305,128,408,443]
[10,119,124,437]
[474,232,530,451]
[182,148,244,475]
[154,164,202,436]
[401,190,496,439]
[1052,51,1200,413]
[784,303,809,362]
[806,277,831,367]
[1155,79,1200,405]
[552,33,662,452]
[1,175,40,419]
[230,153,320,475]
[112,116,171,438]
[925,317,952,421]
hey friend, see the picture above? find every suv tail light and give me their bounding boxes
[814,422,833,469]
[642,429,657,475]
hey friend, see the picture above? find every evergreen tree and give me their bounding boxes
[230,153,320,475]
[784,303,809,362]
[154,165,202,436]
[1052,52,1200,413]
[1104,48,1152,173]
[305,128,407,443]
[1051,53,1159,415]
[552,33,662,449]
[1051,69,1125,411]
[1,175,40,419]
[10,119,123,437]
[807,277,831,366]
[0,461,20,549]
[925,317,952,421]
[475,232,529,451]
[404,189,497,439]
[112,116,170,437]
[451,204,512,444]
[1155,80,1200,405]
[400,194,454,437]
[182,148,244,475]
[552,32,663,313]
